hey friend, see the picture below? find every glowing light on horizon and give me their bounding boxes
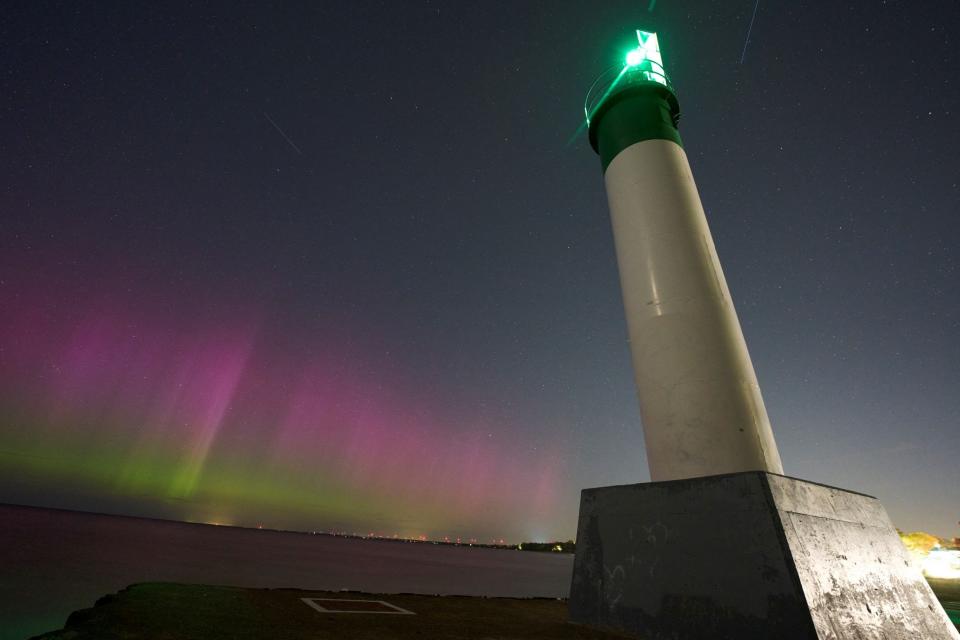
[922,548,960,580]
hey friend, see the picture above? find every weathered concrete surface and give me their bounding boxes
[569,472,959,639]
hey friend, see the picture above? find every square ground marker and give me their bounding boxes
[301,598,415,615]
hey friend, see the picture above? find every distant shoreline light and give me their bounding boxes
[923,548,960,580]
[196,518,569,550]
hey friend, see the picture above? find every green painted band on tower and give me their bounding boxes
[589,84,682,173]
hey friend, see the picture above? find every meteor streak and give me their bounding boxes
[740,0,761,64]
[263,111,304,155]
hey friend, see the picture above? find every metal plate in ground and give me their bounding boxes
[301,598,415,615]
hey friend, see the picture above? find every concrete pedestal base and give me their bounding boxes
[569,472,958,639]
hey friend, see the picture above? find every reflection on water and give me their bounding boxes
[0,504,573,640]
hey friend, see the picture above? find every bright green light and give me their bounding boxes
[584,29,673,127]
[635,30,663,67]
[625,30,668,88]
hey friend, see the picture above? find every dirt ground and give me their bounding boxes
[32,582,634,640]
[33,580,960,639]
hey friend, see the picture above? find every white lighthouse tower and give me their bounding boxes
[568,30,959,640]
[587,30,782,482]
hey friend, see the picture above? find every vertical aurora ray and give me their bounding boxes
[0,264,569,541]
[165,336,255,498]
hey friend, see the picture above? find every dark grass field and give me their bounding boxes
[929,578,960,626]
[32,583,634,640]
[32,579,960,639]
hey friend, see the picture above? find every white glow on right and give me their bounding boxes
[922,548,960,580]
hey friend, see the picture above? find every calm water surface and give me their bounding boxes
[0,504,573,640]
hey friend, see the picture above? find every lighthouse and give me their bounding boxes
[568,30,959,640]
[587,30,782,481]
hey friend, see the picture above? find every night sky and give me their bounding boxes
[2,1,958,543]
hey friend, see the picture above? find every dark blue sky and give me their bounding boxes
[2,1,958,540]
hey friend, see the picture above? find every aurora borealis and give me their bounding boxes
[0,257,562,540]
[3,1,960,543]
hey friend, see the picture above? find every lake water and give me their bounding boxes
[0,504,574,640]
